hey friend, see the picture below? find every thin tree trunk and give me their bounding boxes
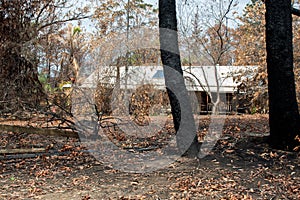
[159,0,200,156]
[265,0,300,151]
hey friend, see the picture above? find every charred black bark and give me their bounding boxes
[265,0,300,151]
[158,0,200,156]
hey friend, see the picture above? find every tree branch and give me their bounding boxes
[292,7,300,16]
[37,15,92,32]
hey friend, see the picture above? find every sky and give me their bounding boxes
[145,0,251,13]
[237,0,251,13]
[78,0,252,33]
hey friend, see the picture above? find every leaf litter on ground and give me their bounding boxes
[0,114,299,199]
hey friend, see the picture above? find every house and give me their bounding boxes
[79,65,257,114]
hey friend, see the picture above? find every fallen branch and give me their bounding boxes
[0,148,46,154]
[0,124,79,138]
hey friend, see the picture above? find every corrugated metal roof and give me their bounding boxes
[79,65,258,93]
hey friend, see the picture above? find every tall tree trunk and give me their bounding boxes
[265,0,300,151]
[159,0,200,156]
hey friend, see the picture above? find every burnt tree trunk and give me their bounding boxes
[158,0,200,156]
[265,0,300,151]
[0,49,44,115]
[0,2,44,115]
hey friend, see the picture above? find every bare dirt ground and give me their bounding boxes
[0,114,299,200]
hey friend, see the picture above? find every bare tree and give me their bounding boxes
[178,0,237,114]
[0,0,90,115]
